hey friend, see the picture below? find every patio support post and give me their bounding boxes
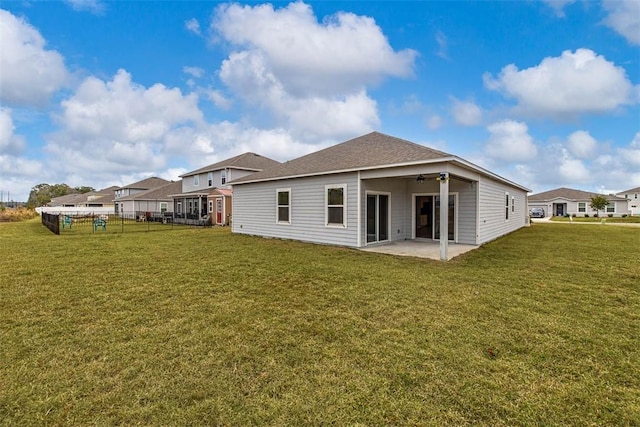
[439,172,449,261]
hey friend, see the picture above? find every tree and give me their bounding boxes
[590,195,609,216]
[74,186,95,194]
[26,183,74,208]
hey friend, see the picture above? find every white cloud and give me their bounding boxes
[426,115,443,130]
[46,69,202,180]
[183,66,205,78]
[485,120,537,162]
[558,151,590,183]
[213,2,417,97]
[602,0,640,45]
[484,49,636,117]
[0,108,26,155]
[210,2,414,142]
[566,130,597,159]
[204,89,232,110]
[64,0,105,14]
[618,131,640,167]
[435,30,449,60]
[185,18,201,35]
[542,0,575,17]
[451,98,482,126]
[0,10,69,107]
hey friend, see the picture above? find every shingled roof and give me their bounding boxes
[181,152,281,177]
[528,187,626,202]
[117,180,183,201]
[118,177,169,190]
[229,132,454,184]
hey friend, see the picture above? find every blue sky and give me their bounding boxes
[1,0,639,202]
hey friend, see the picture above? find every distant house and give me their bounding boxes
[40,186,118,215]
[114,177,170,216]
[115,180,182,220]
[528,187,630,217]
[229,132,530,258]
[616,186,640,216]
[170,152,280,225]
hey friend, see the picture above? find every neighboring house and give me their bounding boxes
[170,152,280,225]
[616,186,640,216]
[528,187,630,217]
[115,180,182,220]
[114,177,170,216]
[229,132,530,258]
[41,186,118,215]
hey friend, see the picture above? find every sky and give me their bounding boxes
[1,0,639,202]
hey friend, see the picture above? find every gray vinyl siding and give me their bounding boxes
[181,168,255,193]
[477,178,527,244]
[232,172,360,247]
[450,179,477,244]
[361,178,409,244]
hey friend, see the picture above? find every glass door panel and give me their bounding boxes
[434,195,455,241]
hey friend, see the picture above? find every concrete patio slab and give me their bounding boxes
[359,240,478,261]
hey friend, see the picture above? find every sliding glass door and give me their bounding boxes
[366,194,389,243]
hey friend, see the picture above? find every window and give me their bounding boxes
[207,172,213,187]
[276,189,290,223]
[578,202,586,213]
[326,185,346,227]
[208,200,213,213]
[193,175,199,186]
[221,170,227,185]
[511,196,515,213]
[606,203,615,213]
[505,193,510,220]
[160,202,167,213]
[177,202,182,213]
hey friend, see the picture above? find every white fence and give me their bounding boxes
[36,206,114,216]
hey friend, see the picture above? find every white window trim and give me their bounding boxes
[326,184,347,228]
[606,202,615,213]
[221,170,227,185]
[193,175,199,186]
[365,191,392,245]
[511,196,515,213]
[208,200,213,213]
[207,172,213,187]
[578,202,586,213]
[276,188,291,225]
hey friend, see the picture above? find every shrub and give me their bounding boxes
[571,213,576,218]
[608,214,613,218]
[594,213,599,218]
[0,207,38,222]
[584,214,589,218]
[622,214,628,218]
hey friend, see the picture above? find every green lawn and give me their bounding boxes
[550,215,640,223]
[1,220,638,425]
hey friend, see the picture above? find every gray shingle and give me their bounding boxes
[230,132,453,184]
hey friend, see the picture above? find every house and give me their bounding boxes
[115,180,182,220]
[616,186,640,216]
[170,152,280,225]
[229,132,530,260]
[114,177,170,216]
[528,187,630,217]
[41,186,118,216]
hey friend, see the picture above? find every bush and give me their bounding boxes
[594,213,599,218]
[584,214,589,218]
[563,214,570,218]
[622,214,628,218]
[571,213,576,218]
[0,207,38,222]
[608,214,613,218]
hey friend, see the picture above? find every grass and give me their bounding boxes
[550,215,640,223]
[1,219,639,425]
